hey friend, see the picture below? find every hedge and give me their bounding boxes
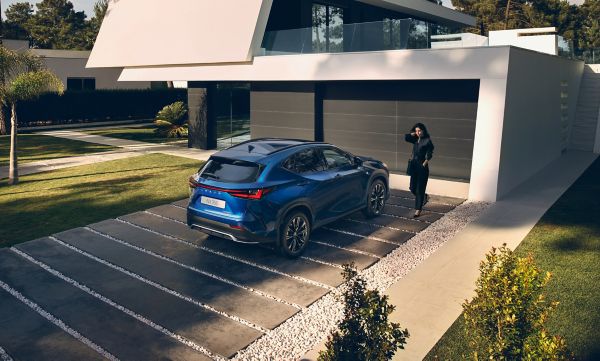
[11,88,188,127]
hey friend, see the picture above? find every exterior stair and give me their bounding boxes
[571,64,600,153]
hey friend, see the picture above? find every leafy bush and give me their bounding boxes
[318,264,409,361]
[463,245,570,360]
[154,101,188,138]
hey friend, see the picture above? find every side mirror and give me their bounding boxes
[354,156,363,166]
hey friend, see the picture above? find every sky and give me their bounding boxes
[0,0,586,19]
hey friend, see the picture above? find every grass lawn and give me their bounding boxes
[0,134,117,167]
[425,158,600,360]
[0,153,203,248]
[84,125,186,144]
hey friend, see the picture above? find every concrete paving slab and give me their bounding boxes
[121,212,210,243]
[348,213,430,233]
[302,242,379,270]
[0,286,105,361]
[0,249,210,361]
[54,228,298,330]
[172,199,189,208]
[310,228,399,257]
[383,205,443,223]
[389,189,465,206]
[326,219,415,245]
[387,197,455,213]
[147,204,188,222]
[89,219,328,307]
[196,238,345,287]
[16,238,262,358]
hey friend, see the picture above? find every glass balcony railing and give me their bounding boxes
[259,19,452,56]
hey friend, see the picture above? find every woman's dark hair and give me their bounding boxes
[411,123,430,138]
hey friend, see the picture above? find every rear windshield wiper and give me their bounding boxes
[201,172,220,180]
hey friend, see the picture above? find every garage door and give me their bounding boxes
[323,80,479,180]
[251,82,315,140]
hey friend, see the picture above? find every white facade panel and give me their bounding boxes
[118,47,511,82]
[489,28,558,55]
[87,0,272,68]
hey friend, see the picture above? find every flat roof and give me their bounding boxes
[358,0,476,27]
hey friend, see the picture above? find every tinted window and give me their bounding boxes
[322,148,353,169]
[283,148,326,174]
[201,158,261,183]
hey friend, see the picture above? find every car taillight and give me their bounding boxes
[193,182,271,200]
[228,188,271,200]
[189,175,200,188]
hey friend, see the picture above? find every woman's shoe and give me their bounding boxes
[413,210,421,218]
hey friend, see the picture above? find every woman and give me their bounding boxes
[405,123,434,217]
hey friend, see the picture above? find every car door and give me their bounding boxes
[320,146,364,216]
[282,147,336,223]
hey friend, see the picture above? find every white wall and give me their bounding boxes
[34,50,150,90]
[431,33,488,49]
[496,47,584,198]
[489,28,558,55]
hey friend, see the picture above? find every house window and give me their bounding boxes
[312,3,344,53]
[67,78,96,91]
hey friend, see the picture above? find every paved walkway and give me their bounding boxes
[0,189,462,360]
[302,150,598,360]
[1,130,215,179]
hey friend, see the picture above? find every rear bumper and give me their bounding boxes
[186,211,272,244]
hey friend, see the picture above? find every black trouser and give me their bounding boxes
[409,160,429,210]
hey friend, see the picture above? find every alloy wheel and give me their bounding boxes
[369,182,386,215]
[285,216,308,253]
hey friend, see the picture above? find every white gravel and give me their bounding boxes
[232,200,490,361]
[0,346,13,361]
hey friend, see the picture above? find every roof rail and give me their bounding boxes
[225,138,327,154]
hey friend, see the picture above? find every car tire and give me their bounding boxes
[278,211,311,258]
[363,179,387,218]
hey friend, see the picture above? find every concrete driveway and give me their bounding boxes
[0,189,462,360]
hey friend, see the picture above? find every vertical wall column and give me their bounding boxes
[468,78,508,202]
[187,82,217,150]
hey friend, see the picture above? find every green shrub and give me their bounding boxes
[154,101,188,138]
[463,245,570,360]
[318,264,409,361]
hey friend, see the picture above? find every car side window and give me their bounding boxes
[322,148,353,170]
[283,148,326,174]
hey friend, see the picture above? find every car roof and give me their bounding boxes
[214,138,327,161]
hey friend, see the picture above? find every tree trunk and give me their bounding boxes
[0,104,6,136]
[504,0,511,30]
[8,103,19,186]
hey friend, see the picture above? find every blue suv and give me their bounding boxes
[187,139,389,257]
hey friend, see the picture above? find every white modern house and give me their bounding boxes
[87,0,598,202]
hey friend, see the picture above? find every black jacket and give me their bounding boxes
[405,134,434,163]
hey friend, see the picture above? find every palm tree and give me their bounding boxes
[154,101,188,138]
[0,48,63,185]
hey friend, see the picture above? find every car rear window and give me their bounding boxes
[200,157,261,183]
